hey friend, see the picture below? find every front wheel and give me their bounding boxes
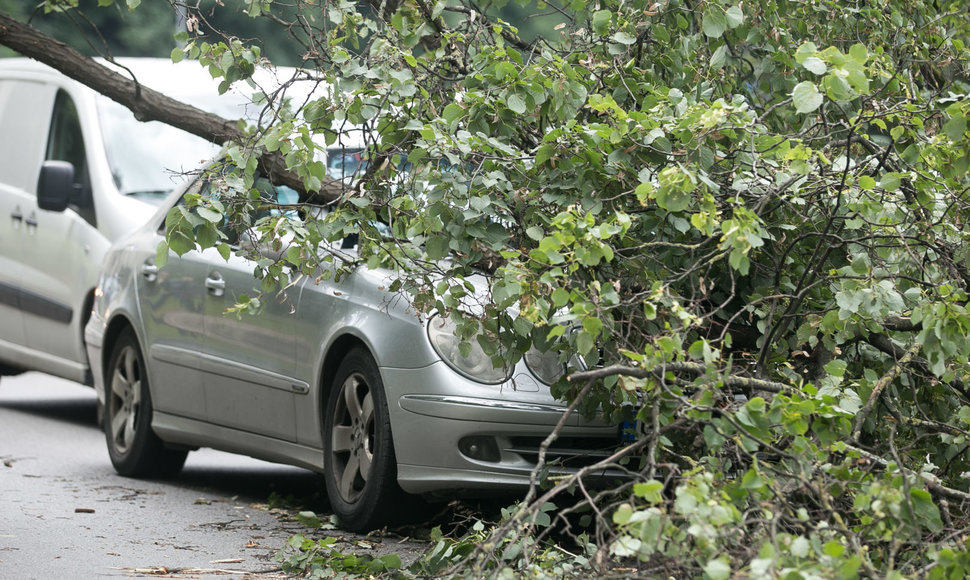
[323,348,404,532]
[104,328,187,477]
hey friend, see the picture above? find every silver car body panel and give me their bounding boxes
[85,179,619,497]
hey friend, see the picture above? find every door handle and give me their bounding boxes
[24,213,38,227]
[205,274,225,297]
[11,210,23,222]
[141,262,158,282]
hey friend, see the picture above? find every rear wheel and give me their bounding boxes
[324,348,404,531]
[104,328,186,477]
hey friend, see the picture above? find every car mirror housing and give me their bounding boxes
[37,160,75,212]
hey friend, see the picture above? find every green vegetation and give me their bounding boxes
[11,0,970,576]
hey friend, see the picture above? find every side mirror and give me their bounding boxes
[37,160,75,212]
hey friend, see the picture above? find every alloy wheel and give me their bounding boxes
[329,372,375,502]
[108,344,141,454]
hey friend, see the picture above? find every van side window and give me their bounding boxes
[45,90,95,225]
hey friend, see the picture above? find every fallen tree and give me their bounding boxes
[7,1,970,577]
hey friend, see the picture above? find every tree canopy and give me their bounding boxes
[6,0,970,577]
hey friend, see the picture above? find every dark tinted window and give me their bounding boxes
[45,90,94,224]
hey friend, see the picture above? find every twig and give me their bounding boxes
[851,341,922,441]
[844,444,970,503]
[568,363,793,394]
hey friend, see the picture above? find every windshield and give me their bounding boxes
[96,97,225,203]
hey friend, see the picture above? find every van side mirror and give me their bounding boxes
[37,160,75,212]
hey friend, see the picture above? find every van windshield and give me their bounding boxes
[96,97,230,203]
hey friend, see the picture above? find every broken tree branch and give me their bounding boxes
[0,12,344,203]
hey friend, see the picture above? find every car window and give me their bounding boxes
[326,147,367,182]
[164,175,299,249]
[46,90,95,225]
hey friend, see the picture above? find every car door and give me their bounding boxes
[19,88,100,365]
[0,79,56,358]
[199,179,303,441]
[134,184,209,420]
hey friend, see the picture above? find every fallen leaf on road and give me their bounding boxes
[113,565,282,577]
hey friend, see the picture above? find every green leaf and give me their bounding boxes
[591,10,612,35]
[613,503,634,525]
[879,173,901,191]
[197,206,223,223]
[801,56,827,75]
[823,541,845,558]
[704,558,732,580]
[849,43,868,64]
[702,10,728,38]
[443,103,464,124]
[944,115,967,141]
[795,42,818,64]
[507,93,527,114]
[792,81,823,114]
[576,330,595,355]
[824,359,847,377]
[379,553,403,569]
[552,287,570,307]
[168,231,195,256]
[535,143,555,166]
[725,5,744,28]
[822,74,855,102]
[710,45,728,70]
[155,240,169,268]
[741,467,763,489]
[612,31,636,45]
[633,481,665,503]
[909,489,943,532]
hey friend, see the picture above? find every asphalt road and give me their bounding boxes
[0,372,426,579]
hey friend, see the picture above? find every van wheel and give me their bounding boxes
[104,328,186,477]
[323,348,404,532]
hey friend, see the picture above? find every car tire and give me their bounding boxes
[323,347,405,532]
[104,328,187,478]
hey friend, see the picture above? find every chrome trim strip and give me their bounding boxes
[149,344,310,394]
[400,394,567,414]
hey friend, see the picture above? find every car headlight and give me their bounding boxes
[524,347,566,385]
[427,314,513,384]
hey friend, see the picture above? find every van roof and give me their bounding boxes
[0,57,251,102]
[0,56,366,147]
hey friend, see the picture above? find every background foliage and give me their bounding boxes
[14,0,970,576]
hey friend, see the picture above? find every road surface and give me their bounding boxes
[0,372,426,579]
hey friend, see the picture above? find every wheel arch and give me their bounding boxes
[100,314,139,384]
[80,288,97,385]
[317,333,373,420]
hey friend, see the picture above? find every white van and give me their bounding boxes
[0,58,233,388]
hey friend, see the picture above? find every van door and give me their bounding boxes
[0,79,56,363]
[19,89,101,368]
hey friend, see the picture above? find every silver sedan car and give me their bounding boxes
[84,173,619,531]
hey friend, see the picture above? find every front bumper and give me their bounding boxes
[383,365,621,494]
